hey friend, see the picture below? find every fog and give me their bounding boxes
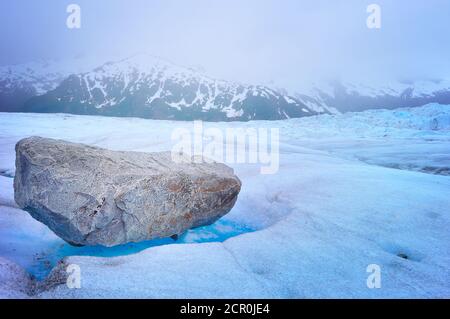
[1,0,449,91]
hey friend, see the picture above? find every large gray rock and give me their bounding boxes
[14,137,241,247]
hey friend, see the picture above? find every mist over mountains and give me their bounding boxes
[1,54,450,121]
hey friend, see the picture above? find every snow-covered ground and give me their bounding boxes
[0,104,449,298]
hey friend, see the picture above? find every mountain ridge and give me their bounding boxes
[2,54,450,121]
[21,54,320,121]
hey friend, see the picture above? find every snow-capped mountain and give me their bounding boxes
[20,54,319,121]
[0,61,65,112]
[0,58,98,112]
[2,54,450,120]
[295,79,450,114]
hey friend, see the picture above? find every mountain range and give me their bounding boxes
[1,54,450,121]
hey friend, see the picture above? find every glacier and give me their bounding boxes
[0,103,449,298]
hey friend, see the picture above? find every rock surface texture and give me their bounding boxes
[14,137,241,247]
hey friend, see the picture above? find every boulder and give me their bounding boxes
[14,137,241,247]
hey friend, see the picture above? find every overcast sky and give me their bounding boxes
[1,0,449,91]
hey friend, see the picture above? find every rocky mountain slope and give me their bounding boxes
[296,79,450,114]
[2,54,450,120]
[0,58,96,112]
[20,55,319,121]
